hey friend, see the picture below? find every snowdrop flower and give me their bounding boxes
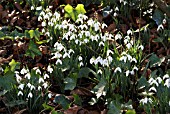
[107,56,113,63]
[18,84,24,90]
[31,6,34,10]
[120,56,127,63]
[149,78,159,87]
[97,69,102,74]
[99,41,105,46]
[149,87,157,92]
[54,12,60,20]
[43,82,48,89]
[68,49,74,54]
[28,92,33,98]
[52,52,62,59]
[115,34,122,40]
[79,62,84,67]
[15,73,22,83]
[94,22,100,31]
[102,23,107,29]
[36,6,42,10]
[114,67,122,73]
[27,83,31,88]
[39,77,45,83]
[163,74,169,80]
[126,43,132,49]
[48,93,52,98]
[47,65,53,73]
[102,59,109,67]
[84,39,89,43]
[131,58,137,63]
[38,16,42,21]
[18,91,23,96]
[114,12,118,17]
[157,24,164,31]
[38,86,42,91]
[30,85,35,90]
[44,74,50,79]
[156,77,162,84]
[126,54,132,61]
[125,70,130,77]
[20,67,28,75]
[35,69,41,75]
[127,30,132,36]
[124,38,129,44]
[107,50,114,56]
[78,14,88,20]
[115,7,119,11]
[76,18,83,24]
[138,45,144,50]
[63,52,70,58]
[133,66,138,71]
[164,78,170,88]
[56,59,62,65]
[25,73,31,80]
[54,42,64,51]
[85,31,90,37]
[140,97,152,105]
[78,56,83,61]
[42,21,46,27]
[130,70,135,75]
[90,57,95,64]
[87,19,94,26]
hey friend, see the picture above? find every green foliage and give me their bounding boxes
[25,40,42,58]
[54,95,70,110]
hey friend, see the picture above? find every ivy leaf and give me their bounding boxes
[54,95,70,110]
[75,4,86,14]
[152,9,164,25]
[28,29,41,41]
[64,4,74,14]
[148,54,165,68]
[78,67,96,78]
[64,76,77,90]
[25,40,42,58]
[9,59,20,72]
[126,110,136,114]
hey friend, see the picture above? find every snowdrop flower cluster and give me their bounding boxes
[15,66,52,99]
[140,97,153,105]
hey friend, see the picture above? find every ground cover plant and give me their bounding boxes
[0,0,170,113]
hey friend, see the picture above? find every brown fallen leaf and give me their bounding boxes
[0,4,3,11]
[64,105,81,114]
[106,22,116,33]
[70,87,95,97]
[101,109,108,114]
[0,50,7,57]
[10,16,18,26]
[14,2,23,12]
[89,110,100,114]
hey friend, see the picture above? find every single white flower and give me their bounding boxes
[107,56,113,63]
[97,69,102,74]
[36,6,42,10]
[133,66,138,71]
[30,85,35,90]
[156,77,162,84]
[20,67,28,75]
[114,67,122,73]
[140,97,152,105]
[18,91,23,96]
[94,22,100,31]
[15,73,22,83]
[84,39,89,43]
[120,56,127,63]
[48,93,52,98]
[35,69,41,75]
[126,43,132,49]
[163,74,169,80]
[90,57,95,64]
[125,70,130,77]
[78,56,83,61]
[115,34,122,40]
[42,21,46,27]
[115,7,119,11]
[149,86,157,92]
[63,52,70,58]
[164,78,170,88]
[56,59,62,65]
[43,82,48,89]
[18,84,24,90]
[138,45,144,50]
[130,70,135,75]
[39,78,45,83]
[44,74,50,79]
[38,86,42,91]
[87,19,94,26]
[107,50,114,56]
[127,30,132,36]
[79,62,84,67]
[27,83,31,88]
[157,24,164,31]
[28,92,33,98]
[25,73,31,80]
[102,23,107,29]
[99,41,105,46]
[47,65,53,73]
